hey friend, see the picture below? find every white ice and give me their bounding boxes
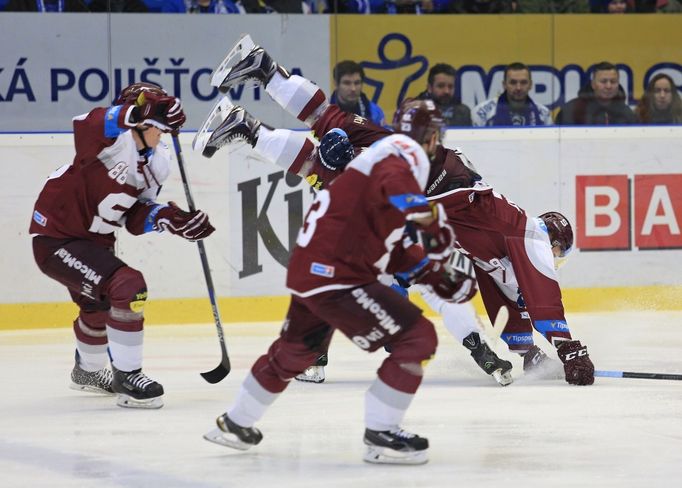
[1,311,681,488]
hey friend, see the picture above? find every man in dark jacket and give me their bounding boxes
[416,63,471,127]
[555,61,636,125]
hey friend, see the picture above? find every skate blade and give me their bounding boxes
[363,446,428,465]
[192,95,235,155]
[203,427,253,451]
[116,393,163,410]
[210,34,256,89]
[69,382,115,396]
[294,367,325,384]
[492,369,514,387]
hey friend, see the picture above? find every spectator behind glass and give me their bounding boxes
[333,0,455,13]
[590,0,632,12]
[5,0,89,11]
[185,0,244,12]
[450,0,518,12]
[472,62,552,127]
[636,74,682,124]
[416,63,471,126]
[555,62,637,125]
[330,61,385,126]
[88,0,147,11]
[141,0,186,12]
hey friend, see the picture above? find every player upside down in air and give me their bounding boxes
[194,35,514,387]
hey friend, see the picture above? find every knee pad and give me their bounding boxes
[390,316,438,365]
[254,337,322,389]
[104,266,147,320]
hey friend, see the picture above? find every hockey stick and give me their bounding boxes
[171,134,231,383]
[594,370,682,381]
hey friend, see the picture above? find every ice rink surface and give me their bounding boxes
[1,311,681,488]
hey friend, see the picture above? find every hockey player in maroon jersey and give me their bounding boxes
[394,99,594,386]
[204,128,460,464]
[194,35,513,387]
[29,82,215,409]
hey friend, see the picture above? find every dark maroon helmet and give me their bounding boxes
[393,98,444,145]
[114,82,167,105]
[540,211,574,257]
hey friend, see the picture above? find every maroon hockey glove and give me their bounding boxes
[415,261,464,301]
[154,202,215,241]
[131,91,186,132]
[556,340,594,386]
[416,202,455,262]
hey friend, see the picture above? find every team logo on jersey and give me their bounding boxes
[33,210,47,227]
[306,174,323,191]
[310,262,335,278]
[130,290,148,313]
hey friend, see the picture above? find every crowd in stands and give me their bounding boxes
[2,0,681,12]
[339,60,682,127]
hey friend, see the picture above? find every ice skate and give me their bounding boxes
[522,344,563,380]
[295,365,325,383]
[192,95,234,155]
[111,366,164,409]
[201,106,261,158]
[211,34,282,93]
[462,332,513,386]
[204,412,263,451]
[295,353,327,383]
[69,351,114,395]
[363,428,429,465]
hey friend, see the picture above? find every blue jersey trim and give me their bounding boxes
[143,203,165,233]
[501,332,533,346]
[104,106,126,138]
[388,193,428,212]
[534,319,569,335]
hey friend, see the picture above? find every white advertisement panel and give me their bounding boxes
[2,127,681,306]
[0,14,330,132]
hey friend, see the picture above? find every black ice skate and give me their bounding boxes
[363,428,429,465]
[69,351,114,395]
[522,344,563,379]
[462,332,513,386]
[203,413,263,451]
[202,106,261,158]
[111,366,164,409]
[217,46,280,94]
[295,353,328,384]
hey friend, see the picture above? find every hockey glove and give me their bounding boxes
[556,340,594,386]
[319,128,354,170]
[416,202,455,262]
[396,259,461,301]
[131,91,186,133]
[152,202,215,241]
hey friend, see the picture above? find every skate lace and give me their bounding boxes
[389,429,416,440]
[127,372,154,389]
[97,368,113,385]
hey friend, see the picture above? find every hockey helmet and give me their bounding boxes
[393,98,444,145]
[114,82,168,106]
[539,211,574,258]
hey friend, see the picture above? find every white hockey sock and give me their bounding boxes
[365,378,415,432]
[254,126,312,174]
[419,287,479,342]
[266,73,326,124]
[228,372,280,428]
[106,325,143,372]
[75,341,109,372]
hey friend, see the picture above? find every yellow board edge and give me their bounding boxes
[2,286,681,331]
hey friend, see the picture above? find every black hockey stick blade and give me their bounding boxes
[201,359,231,383]
[595,370,682,381]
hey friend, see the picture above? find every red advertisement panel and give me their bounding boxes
[576,175,630,250]
[634,174,682,249]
